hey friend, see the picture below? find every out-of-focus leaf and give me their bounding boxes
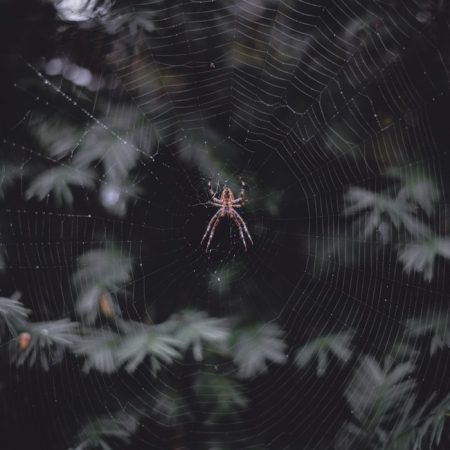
[164,310,230,361]
[74,120,140,180]
[102,7,162,36]
[73,412,138,450]
[25,166,95,205]
[343,187,431,240]
[30,114,81,160]
[0,293,30,338]
[231,322,287,378]
[416,393,450,449]
[386,166,440,216]
[143,385,192,426]
[73,248,132,323]
[76,287,120,324]
[10,319,78,370]
[406,310,450,355]
[74,329,120,374]
[345,356,415,429]
[194,372,248,422]
[295,331,353,377]
[0,163,23,198]
[73,248,133,292]
[399,237,450,281]
[116,323,182,374]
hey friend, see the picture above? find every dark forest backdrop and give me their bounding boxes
[1,0,450,449]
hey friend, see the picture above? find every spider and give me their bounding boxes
[201,177,253,251]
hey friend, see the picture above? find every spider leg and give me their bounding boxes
[204,214,222,251]
[208,177,221,203]
[233,177,247,204]
[230,212,247,251]
[233,210,253,245]
[201,210,221,246]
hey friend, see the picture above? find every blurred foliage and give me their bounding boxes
[342,166,450,281]
[10,318,78,370]
[0,293,30,339]
[72,412,139,450]
[26,165,96,205]
[230,322,287,378]
[295,331,353,377]
[0,0,449,449]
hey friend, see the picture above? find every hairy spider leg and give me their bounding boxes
[205,213,222,251]
[234,210,253,245]
[233,177,247,204]
[208,177,220,203]
[201,209,221,246]
[231,212,248,251]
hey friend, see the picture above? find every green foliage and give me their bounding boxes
[25,166,95,205]
[116,322,182,374]
[230,322,287,378]
[194,372,248,423]
[385,167,440,217]
[74,328,120,374]
[342,167,450,282]
[101,6,162,36]
[0,163,23,199]
[416,393,450,449]
[0,1,449,448]
[0,293,30,338]
[10,318,78,370]
[343,186,431,242]
[30,114,82,160]
[73,412,139,450]
[145,385,193,426]
[73,121,139,181]
[73,248,133,292]
[76,287,121,324]
[406,311,450,355]
[398,238,450,282]
[73,248,133,322]
[343,356,416,447]
[164,310,230,361]
[295,331,353,376]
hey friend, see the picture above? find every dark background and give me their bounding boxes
[0,1,450,449]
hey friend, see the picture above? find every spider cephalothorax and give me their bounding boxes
[201,178,253,251]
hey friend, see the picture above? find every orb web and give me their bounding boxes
[1,0,449,448]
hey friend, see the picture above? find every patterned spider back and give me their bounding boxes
[220,186,235,206]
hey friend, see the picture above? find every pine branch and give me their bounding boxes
[343,187,431,241]
[416,393,450,449]
[74,329,121,374]
[73,248,133,293]
[398,237,450,282]
[230,322,287,378]
[386,166,440,217]
[25,166,95,206]
[295,331,353,377]
[406,310,450,355]
[194,372,248,423]
[116,322,183,375]
[0,293,30,338]
[344,356,416,441]
[72,412,139,450]
[163,310,230,361]
[10,318,78,370]
[76,287,120,324]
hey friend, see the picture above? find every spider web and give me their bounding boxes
[1,0,449,448]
